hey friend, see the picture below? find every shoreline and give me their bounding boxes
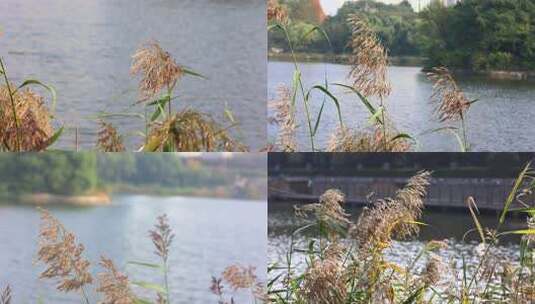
[269,52,535,81]
[268,52,425,67]
[17,192,111,206]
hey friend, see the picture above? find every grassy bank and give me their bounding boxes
[103,183,235,198]
[268,51,426,67]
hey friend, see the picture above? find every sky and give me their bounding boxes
[319,0,429,15]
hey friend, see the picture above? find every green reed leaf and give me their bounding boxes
[332,83,382,125]
[500,163,531,225]
[307,85,344,129]
[132,281,167,294]
[182,67,206,79]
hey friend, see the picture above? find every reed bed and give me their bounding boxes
[268,166,535,303]
[0,209,263,303]
[0,39,246,152]
[268,0,475,152]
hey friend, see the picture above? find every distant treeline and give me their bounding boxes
[268,153,535,178]
[269,0,535,70]
[0,154,265,198]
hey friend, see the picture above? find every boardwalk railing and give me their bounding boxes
[269,176,522,211]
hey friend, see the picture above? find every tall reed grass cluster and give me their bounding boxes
[0,209,263,304]
[0,40,246,152]
[268,166,535,303]
[267,0,476,152]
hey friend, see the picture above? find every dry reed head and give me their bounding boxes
[221,265,265,301]
[269,85,296,152]
[96,120,126,152]
[427,67,471,122]
[97,256,135,304]
[423,253,443,286]
[222,265,258,290]
[0,285,11,304]
[327,127,410,152]
[37,208,93,292]
[267,0,288,24]
[295,189,351,237]
[301,246,347,304]
[347,14,391,99]
[131,41,183,101]
[145,109,247,152]
[352,171,431,251]
[149,214,174,263]
[0,85,54,151]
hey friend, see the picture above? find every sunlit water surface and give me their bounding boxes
[269,202,524,281]
[268,61,535,152]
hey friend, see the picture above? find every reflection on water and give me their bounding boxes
[269,202,523,274]
[268,61,535,152]
[0,195,267,303]
[0,0,266,149]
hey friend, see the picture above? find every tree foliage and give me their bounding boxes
[270,0,535,70]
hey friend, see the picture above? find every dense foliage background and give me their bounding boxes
[269,0,535,70]
[0,154,266,198]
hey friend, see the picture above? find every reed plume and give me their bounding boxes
[0,85,54,151]
[0,285,11,304]
[352,171,431,251]
[144,109,246,152]
[267,0,288,24]
[301,245,347,304]
[221,265,266,302]
[97,256,135,304]
[36,208,93,300]
[327,126,410,152]
[131,41,183,101]
[347,14,391,100]
[96,120,126,152]
[150,214,174,264]
[149,214,174,304]
[423,253,443,286]
[295,189,351,237]
[427,67,471,123]
[222,265,258,291]
[269,85,296,152]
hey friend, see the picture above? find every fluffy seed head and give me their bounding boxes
[423,254,443,286]
[97,256,135,304]
[268,0,288,23]
[347,14,391,99]
[145,109,247,152]
[296,189,351,238]
[0,85,55,151]
[327,126,411,152]
[149,214,175,263]
[269,85,296,152]
[96,120,126,152]
[352,171,431,251]
[131,41,183,101]
[301,247,347,304]
[37,208,93,292]
[427,67,471,122]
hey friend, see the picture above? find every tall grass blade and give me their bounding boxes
[500,163,531,225]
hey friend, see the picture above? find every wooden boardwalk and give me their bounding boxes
[269,176,523,211]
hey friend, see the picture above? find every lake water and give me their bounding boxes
[0,0,267,150]
[269,202,524,282]
[268,61,535,152]
[0,195,267,303]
